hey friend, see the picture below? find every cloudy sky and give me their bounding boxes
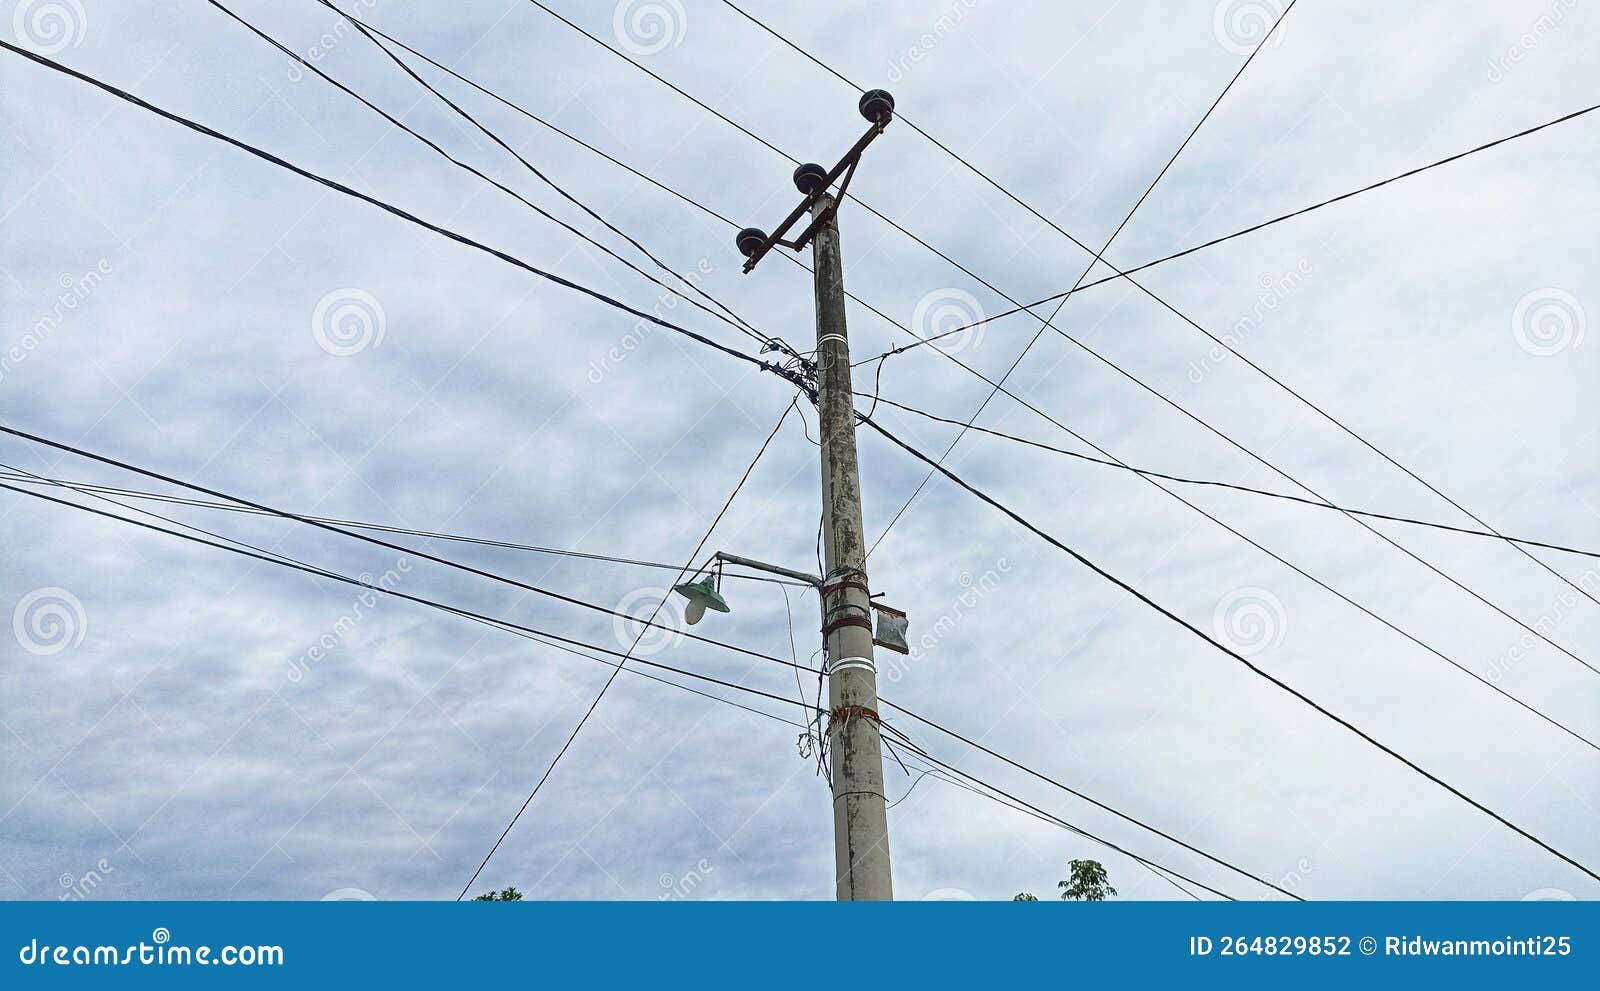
[2,0,1596,902]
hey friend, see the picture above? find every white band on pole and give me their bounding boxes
[818,333,848,348]
[827,655,876,676]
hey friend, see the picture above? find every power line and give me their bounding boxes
[888,102,1600,352]
[207,0,780,355]
[894,745,1236,901]
[4,468,1256,899]
[21,21,1574,890]
[883,745,1208,899]
[0,422,802,671]
[0,439,1299,899]
[298,6,914,350]
[0,470,816,585]
[262,1,1600,873]
[0,478,825,717]
[504,2,1600,623]
[866,0,1297,557]
[865,303,1600,674]
[864,396,1600,560]
[517,0,1082,334]
[455,400,794,899]
[304,0,794,357]
[857,408,1600,885]
[860,409,1600,754]
[2,461,809,731]
[9,416,1249,899]
[6,463,1244,899]
[0,42,801,390]
[715,3,1600,628]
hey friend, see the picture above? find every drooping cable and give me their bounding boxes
[888,102,1600,351]
[856,409,1600,885]
[453,401,793,899]
[864,397,1600,560]
[0,438,1292,899]
[1,462,808,729]
[0,42,800,390]
[208,0,778,354]
[0,469,818,583]
[710,1,1600,618]
[303,0,791,356]
[0,422,799,671]
[865,0,1297,558]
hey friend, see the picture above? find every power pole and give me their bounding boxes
[734,89,897,900]
[811,191,893,901]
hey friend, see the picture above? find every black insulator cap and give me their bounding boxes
[736,227,767,258]
[792,162,829,196]
[859,88,895,123]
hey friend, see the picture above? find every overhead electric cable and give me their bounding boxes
[454,401,794,899]
[0,433,1294,899]
[300,0,789,355]
[0,421,799,670]
[708,1,1600,618]
[6,472,1252,900]
[889,102,1600,351]
[2,462,807,728]
[867,0,1297,557]
[0,479,822,715]
[0,42,799,389]
[863,397,1600,560]
[856,409,1600,885]
[208,0,777,353]
[292,6,912,345]
[0,470,818,583]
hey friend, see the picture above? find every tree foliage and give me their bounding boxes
[1057,859,1117,901]
[473,886,523,901]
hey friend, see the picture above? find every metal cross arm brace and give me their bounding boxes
[736,90,896,273]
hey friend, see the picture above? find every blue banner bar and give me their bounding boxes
[3,901,1592,987]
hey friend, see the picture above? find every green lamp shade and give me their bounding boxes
[673,577,730,625]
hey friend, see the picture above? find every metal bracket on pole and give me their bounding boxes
[713,551,821,588]
[735,90,896,274]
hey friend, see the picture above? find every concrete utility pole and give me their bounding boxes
[733,88,897,900]
[810,192,893,901]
